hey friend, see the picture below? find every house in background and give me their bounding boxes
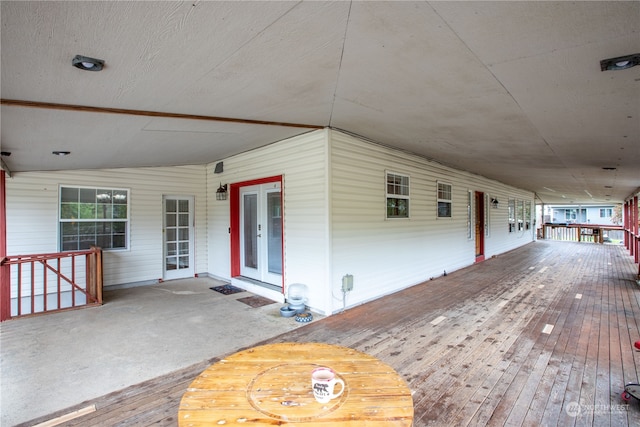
[544,204,621,226]
[5,129,535,316]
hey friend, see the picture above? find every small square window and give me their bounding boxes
[600,208,612,218]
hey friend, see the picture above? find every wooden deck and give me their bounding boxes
[21,241,640,426]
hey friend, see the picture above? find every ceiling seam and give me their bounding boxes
[328,1,353,128]
[427,1,569,179]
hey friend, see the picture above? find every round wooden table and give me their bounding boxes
[179,342,414,426]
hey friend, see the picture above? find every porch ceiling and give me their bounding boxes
[1,1,638,204]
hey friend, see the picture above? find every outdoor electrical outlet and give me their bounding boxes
[342,274,354,292]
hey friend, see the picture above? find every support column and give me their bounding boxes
[622,200,632,251]
[634,195,639,265]
[0,170,9,321]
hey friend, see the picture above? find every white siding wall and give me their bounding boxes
[328,131,535,313]
[6,165,208,288]
[207,130,331,312]
[6,128,536,316]
[585,207,615,225]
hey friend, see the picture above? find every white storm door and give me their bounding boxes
[240,183,282,286]
[163,196,195,280]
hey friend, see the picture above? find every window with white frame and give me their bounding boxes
[386,172,409,218]
[508,199,516,232]
[484,194,490,236]
[437,182,452,218]
[525,201,532,230]
[467,190,472,239]
[517,200,524,231]
[59,186,129,251]
[600,208,612,218]
[565,209,577,222]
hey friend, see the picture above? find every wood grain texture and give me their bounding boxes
[178,342,414,426]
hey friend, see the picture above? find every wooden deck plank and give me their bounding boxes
[608,255,628,427]
[416,268,556,424]
[556,259,599,426]
[615,257,640,426]
[450,264,562,425]
[19,241,640,427]
[538,271,588,426]
[482,276,564,424]
[519,267,577,426]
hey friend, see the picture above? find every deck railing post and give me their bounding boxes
[632,196,640,262]
[0,171,8,321]
[86,252,92,301]
[31,260,36,314]
[624,200,630,250]
[96,247,103,303]
[0,257,9,322]
[86,246,103,304]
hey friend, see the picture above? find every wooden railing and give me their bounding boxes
[0,246,103,321]
[623,196,639,279]
[627,227,640,280]
[541,224,624,244]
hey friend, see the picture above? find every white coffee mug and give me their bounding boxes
[311,367,344,403]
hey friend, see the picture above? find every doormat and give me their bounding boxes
[210,285,245,295]
[236,295,276,308]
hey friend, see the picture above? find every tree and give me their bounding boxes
[611,204,623,225]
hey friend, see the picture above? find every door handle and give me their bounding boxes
[257,234,262,238]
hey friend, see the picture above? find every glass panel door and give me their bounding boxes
[163,196,194,280]
[240,184,282,285]
[243,193,258,270]
[267,190,282,275]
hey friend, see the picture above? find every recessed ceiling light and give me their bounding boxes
[0,151,10,156]
[52,151,71,156]
[600,53,640,71]
[72,55,104,71]
[602,167,617,171]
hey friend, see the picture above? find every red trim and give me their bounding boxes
[229,175,284,291]
[0,171,8,321]
[631,196,640,268]
[230,185,240,277]
[475,192,485,263]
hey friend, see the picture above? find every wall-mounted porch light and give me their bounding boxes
[216,183,228,201]
[491,197,499,209]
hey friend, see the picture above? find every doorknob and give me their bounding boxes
[257,234,262,238]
